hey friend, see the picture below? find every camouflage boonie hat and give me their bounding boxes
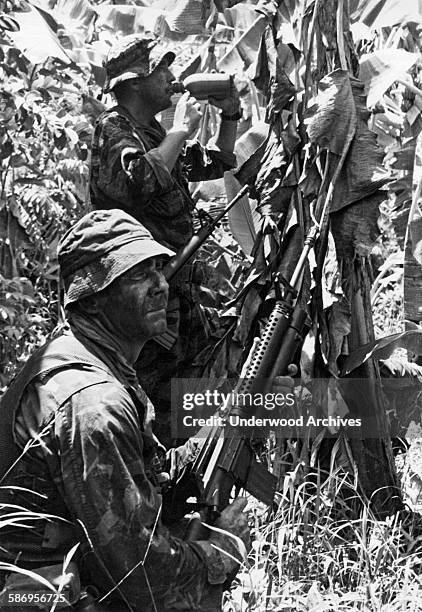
[103,34,176,93]
[58,209,174,307]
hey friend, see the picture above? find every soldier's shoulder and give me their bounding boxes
[65,379,143,434]
[96,106,133,131]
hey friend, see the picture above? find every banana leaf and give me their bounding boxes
[95,5,165,36]
[381,357,422,381]
[352,0,422,28]
[232,119,270,189]
[223,4,260,30]
[53,0,96,30]
[225,171,258,257]
[359,49,418,108]
[255,0,279,18]
[250,26,295,119]
[331,79,390,213]
[341,330,422,375]
[218,15,266,73]
[165,0,214,34]
[234,120,269,170]
[254,131,292,217]
[304,69,357,156]
[9,4,71,64]
[331,192,384,258]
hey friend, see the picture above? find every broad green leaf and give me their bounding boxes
[253,130,291,218]
[9,4,71,64]
[341,330,422,375]
[304,69,357,156]
[360,49,419,108]
[165,0,215,34]
[352,0,422,29]
[54,0,96,30]
[234,119,269,169]
[95,5,164,36]
[223,4,260,31]
[331,79,390,213]
[218,15,266,73]
[225,170,258,257]
[191,178,225,205]
[234,123,270,187]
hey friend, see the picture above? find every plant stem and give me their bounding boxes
[336,0,348,71]
[303,0,322,109]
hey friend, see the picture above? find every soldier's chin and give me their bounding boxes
[155,320,167,334]
[148,311,167,334]
[162,96,173,110]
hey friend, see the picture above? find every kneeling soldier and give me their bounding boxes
[0,210,250,612]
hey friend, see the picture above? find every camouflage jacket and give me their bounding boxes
[89,106,236,250]
[0,330,226,611]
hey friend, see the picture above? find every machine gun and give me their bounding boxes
[185,225,319,540]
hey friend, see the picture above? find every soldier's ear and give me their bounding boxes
[130,80,143,93]
[77,293,106,315]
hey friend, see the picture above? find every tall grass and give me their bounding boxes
[2,458,422,611]
[225,462,422,612]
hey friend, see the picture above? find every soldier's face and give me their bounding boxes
[135,62,175,113]
[103,256,169,342]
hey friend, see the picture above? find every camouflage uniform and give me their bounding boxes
[0,329,226,612]
[90,107,235,444]
[0,211,230,611]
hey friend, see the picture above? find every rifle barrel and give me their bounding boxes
[164,185,249,281]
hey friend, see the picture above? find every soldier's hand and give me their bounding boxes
[209,77,241,117]
[272,364,297,396]
[209,497,251,575]
[173,92,202,136]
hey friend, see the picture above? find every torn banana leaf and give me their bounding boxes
[331,78,390,213]
[225,171,259,257]
[359,49,418,108]
[354,0,422,30]
[218,15,266,73]
[95,5,163,36]
[232,120,270,190]
[304,68,357,155]
[331,193,385,258]
[234,120,269,170]
[165,0,214,34]
[254,130,292,218]
[251,25,296,114]
[9,4,71,64]
[341,330,422,375]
